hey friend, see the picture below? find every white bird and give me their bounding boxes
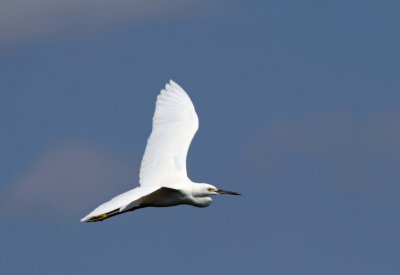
[81,80,240,222]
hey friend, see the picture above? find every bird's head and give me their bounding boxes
[200,183,241,196]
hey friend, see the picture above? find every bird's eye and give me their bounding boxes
[207,187,215,192]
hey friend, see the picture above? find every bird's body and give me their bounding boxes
[81,80,239,222]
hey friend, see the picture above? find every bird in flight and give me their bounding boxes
[81,80,240,222]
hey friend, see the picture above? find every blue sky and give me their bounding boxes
[1,1,399,274]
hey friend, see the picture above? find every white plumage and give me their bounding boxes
[139,80,198,186]
[81,80,239,222]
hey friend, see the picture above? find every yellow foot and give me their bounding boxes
[87,209,119,222]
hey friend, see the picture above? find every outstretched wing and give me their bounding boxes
[139,80,199,186]
[80,186,161,222]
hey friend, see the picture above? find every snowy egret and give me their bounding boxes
[81,80,240,222]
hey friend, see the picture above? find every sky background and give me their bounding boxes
[1,0,399,274]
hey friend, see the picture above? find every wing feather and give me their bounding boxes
[139,80,198,186]
[80,186,161,222]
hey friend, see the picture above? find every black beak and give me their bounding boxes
[217,189,241,195]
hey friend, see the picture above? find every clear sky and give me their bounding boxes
[1,1,399,274]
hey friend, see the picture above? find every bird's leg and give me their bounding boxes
[85,209,120,222]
